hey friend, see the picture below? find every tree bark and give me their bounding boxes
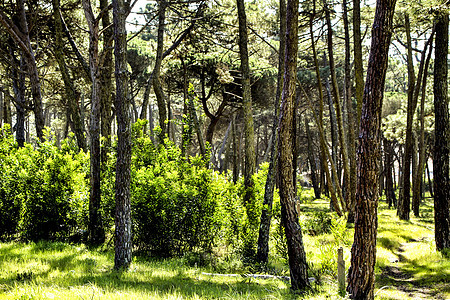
[278,0,309,290]
[347,0,397,298]
[353,0,364,122]
[433,10,450,252]
[113,0,132,270]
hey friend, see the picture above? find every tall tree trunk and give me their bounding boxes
[398,14,415,221]
[278,0,309,290]
[308,3,343,213]
[433,10,450,252]
[343,0,357,222]
[347,0,397,298]
[256,0,286,264]
[100,0,114,166]
[323,0,351,212]
[237,0,257,238]
[113,0,132,270]
[83,0,106,245]
[412,32,434,217]
[53,0,87,151]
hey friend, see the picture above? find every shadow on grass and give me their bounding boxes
[0,242,321,299]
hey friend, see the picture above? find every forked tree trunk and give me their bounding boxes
[347,0,396,298]
[278,0,309,290]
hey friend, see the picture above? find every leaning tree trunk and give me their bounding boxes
[347,0,397,298]
[113,0,132,270]
[256,0,286,265]
[433,10,450,252]
[278,0,309,290]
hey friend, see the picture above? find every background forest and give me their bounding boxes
[0,0,449,299]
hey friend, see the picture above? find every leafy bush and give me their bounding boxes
[301,211,333,236]
[131,124,218,257]
[0,127,22,240]
[0,128,89,242]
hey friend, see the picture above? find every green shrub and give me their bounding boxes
[301,211,333,235]
[131,128,218,257]
[0,128,89,242]
[0,127,22,240]
[19,138,89,241]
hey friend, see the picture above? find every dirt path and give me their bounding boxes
[378,237,448,300]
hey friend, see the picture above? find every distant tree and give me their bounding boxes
[52,0,87,152]
[347,0,397,298]
[433,8,450,252]
[0,0,45,142]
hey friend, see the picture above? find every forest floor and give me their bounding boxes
[0,197,448,299]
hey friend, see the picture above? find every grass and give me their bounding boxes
[0,197,448,299]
